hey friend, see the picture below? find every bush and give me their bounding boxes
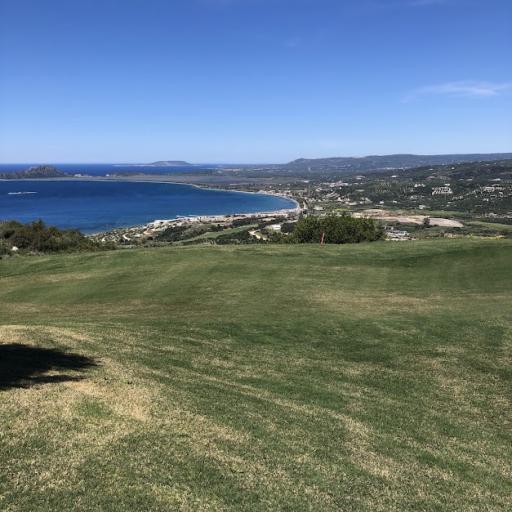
[289,214,384,244]
[0,220,99,253]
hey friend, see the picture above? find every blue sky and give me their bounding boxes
[0,0,510,163]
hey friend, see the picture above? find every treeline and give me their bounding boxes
[0,220,100,255]
[284,214,384,244]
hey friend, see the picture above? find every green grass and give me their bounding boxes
[1,239,511,511]
[466,220,512,233]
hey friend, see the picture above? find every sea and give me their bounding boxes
[0,163,247,176]
[0,164,295,234]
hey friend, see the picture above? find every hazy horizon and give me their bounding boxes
[1,151,512,167]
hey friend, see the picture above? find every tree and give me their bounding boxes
[289,214,384,244]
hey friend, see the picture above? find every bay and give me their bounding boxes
[0,180,296,234]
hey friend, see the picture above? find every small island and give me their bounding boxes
[0,165,70,180]
[149,160,192,167]
[118,160,193,168]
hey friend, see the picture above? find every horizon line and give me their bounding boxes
[1,150,512,166]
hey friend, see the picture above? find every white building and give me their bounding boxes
[432,186,453,196]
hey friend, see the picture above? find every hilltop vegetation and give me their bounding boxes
[0,240,511,511]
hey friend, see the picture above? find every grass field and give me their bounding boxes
[1,240,511,511]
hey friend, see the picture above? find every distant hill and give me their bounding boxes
[148,161,192,167]
[0,165,69,180]
[282,153,512,174]
[115,161,193,168]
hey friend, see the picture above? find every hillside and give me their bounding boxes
[335,158,512,216]
[282,153,512,174]
[370,158,512,181]
[1,241,511,511]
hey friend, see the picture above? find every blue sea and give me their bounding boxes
[0,180,295,234]
[0,163,238,176]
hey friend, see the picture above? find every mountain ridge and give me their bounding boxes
[283,153,512,173]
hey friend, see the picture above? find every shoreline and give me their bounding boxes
[88,207,301,238]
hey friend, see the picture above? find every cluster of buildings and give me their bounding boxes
[90,208,301,245]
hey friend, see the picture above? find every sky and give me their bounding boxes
[0,0,510,163]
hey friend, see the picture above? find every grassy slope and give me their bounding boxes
[0,240,511,511]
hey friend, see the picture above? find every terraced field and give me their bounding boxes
[0,240,511,511]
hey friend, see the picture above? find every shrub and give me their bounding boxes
[0,239,10,256]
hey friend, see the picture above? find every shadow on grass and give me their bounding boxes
[0,344,97,390]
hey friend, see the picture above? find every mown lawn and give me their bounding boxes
[0,240,511,511]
